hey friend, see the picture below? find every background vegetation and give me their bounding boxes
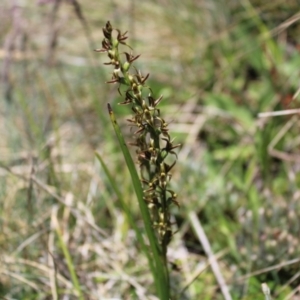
[1,0,300,299]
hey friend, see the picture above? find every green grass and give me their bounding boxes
[1,0,300,299]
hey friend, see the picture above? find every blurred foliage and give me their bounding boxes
[1,0,300,299]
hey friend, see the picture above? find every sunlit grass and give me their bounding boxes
[1,0,300,299]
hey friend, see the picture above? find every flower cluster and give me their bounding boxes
[96,21,180,253]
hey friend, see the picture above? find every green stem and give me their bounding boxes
[55,219,84,299]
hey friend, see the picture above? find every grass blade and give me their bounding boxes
[95,152,156,274]
[52,207,84,300]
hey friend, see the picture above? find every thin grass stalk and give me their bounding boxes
[95,152,156,276]
[52,210,84,300]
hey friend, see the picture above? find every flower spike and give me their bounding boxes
[97,21,179,260]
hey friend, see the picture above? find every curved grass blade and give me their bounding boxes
[52,210,84,300]
[95,152,155,274]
